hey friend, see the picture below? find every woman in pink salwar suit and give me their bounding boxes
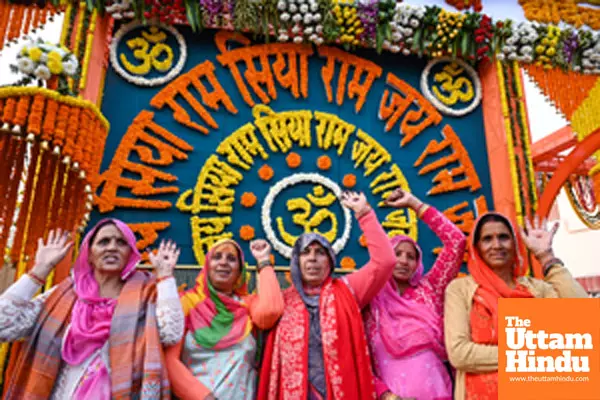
[365,191,467,400]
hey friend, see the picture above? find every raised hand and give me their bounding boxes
[520,216,559,262]
[340,190,370,217]
[149,240,181,279]
[383,188,421,210]
[250,239,272,263]
[32,229,73,279]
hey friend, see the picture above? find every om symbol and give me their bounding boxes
[277,185,339,245]
[120,26,174,75]
[261,173,352,259]
[111,21,187,86]
[432,62,474,106]
[420,57,482,117]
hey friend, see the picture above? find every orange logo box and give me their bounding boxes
[499,298,600,400]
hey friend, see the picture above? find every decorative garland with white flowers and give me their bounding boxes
[110,21,187,87]
[261,173,352,259]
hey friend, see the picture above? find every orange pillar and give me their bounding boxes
[479,61,518,222]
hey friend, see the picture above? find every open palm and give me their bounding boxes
[34,229,73,277]
[520,217,559,256]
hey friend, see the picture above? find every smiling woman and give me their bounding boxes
[166,238,284,400]
[444,212,588,400]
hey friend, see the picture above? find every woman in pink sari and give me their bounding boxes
[365,191,466,400]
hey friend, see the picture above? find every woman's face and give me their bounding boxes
[392,241,419,283]
[88,224,131,276]
[298,241,331,287]
[476,221,516,271]
[208,243,241,293]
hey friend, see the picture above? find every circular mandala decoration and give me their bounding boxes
[420,57,482,117]
[110,21,187,87]
[261,173,352,259]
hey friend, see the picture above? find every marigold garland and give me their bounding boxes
[286,152,302,168]
[343,173,357,188]
[240,192,257,208]
[239,225,255,241]
[258,164,275,181]
[317,155,332,170]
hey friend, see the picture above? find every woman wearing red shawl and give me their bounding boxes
[444,213,587,400]
[165,238,284,400]
[0,219,185,399]
[258,190,398,400]
[365,191,466,400]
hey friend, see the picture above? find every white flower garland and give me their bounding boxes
[261,173,352,259]
[420,57,482,117]
[110,21,187,87]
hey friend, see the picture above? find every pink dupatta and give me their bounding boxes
[367,235,446,361]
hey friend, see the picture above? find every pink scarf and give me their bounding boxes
[61,219,140,397]
[367,235,446,360]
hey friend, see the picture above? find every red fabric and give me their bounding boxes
[465,213,534,400]
[258,278,376,400]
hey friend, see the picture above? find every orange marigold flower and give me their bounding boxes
[258,164,274,181]
[240,192,257,208]
[270,254,275,265]
[359,234,367,247]
[343,173,356,188]
[340,256,356,270]
[239,225,255,241]
[286,152,302,168]
[317,155,332,170]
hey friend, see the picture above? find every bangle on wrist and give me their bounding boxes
[543,257,564,276]
[257,259,273,271]
[28,271,46,286]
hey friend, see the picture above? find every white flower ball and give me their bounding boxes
[304,26,314,35]
[392,32,402,42]
[292,25,301,34]
[315,24,323,34]
[304,14,313,24]
[390,45,400,53]
[63,60,78,76]
[293,13,302,23]
[34,65,51,80]
[300,4,309,13]
[289,4,298,13]
[309,33,318,42]
[402,48,411,56]
[312,13,321,22]
[281,12,291,22]
[496,53,505,61]
[315,37,324,45]
[277,1,287,11]
[278,34,290,42]
[409,18,419,28]
[293,36,303,44]
[508,52,518,61]
[17,58,35,74]
[310,3,318,12]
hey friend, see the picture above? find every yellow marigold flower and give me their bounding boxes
[47,59,63,74]
[545,47,556,57]
[535,45,545,54]
[20,47,28,56]
[47,51,62,62]
[29,47,42,62]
